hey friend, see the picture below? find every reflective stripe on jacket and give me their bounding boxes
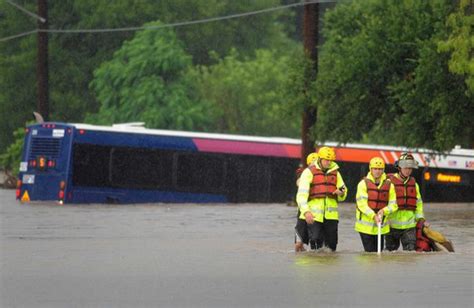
[387,173,424,230]
[355,172,397,235]
[297,161,347,222]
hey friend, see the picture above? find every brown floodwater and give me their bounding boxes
[1,189,473,307]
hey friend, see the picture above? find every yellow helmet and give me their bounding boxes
[318,147,336,161]
[306,152,319,165]
[369,157,385,169]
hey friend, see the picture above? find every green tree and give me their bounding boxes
[438,0,474,96]
[0,0,162,152]
[152,0,295,65]
[313,0,472,150]
[87,22,212,130]
[191,47,302,137]
[0,126,26,177]
[0,1,37,153]
[0,0,296,153]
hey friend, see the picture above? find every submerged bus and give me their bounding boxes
[16,122,301,204]
[16,122,474,204]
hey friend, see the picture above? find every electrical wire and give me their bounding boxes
[5,0,46,23]
[0,0,336,42]
[0,29,38,42]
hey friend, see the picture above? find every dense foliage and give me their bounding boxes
[0,0,292,152]
[0,127,26,176]
[313,0,473,150]
[0,0,472,175]
[189,48,303,137]
[87,22,212,130]
[438,0,474,95]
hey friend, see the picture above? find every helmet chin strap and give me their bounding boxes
[318,158,328,171]
[399,170,408,180]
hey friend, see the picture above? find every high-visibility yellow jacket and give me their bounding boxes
[297,161,347,222]
[387,173,424,230]
[355,172,398,235]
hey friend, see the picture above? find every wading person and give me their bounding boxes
[296,147,347,252]
[294,152,324,252]
[355,157,397,252]
[386,153,426,251]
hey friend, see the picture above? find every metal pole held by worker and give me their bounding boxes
[377,214,382,255]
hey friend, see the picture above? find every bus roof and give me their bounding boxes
[72,122,302,145]
[32,122,473,171]
[71,123,472,153]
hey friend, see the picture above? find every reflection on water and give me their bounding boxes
[293,249,452,271]
[1,190,473,307]
[294,250,342,267]
[355,251,428,266]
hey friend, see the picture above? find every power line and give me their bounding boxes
[0,29,38,42]
[0,0,336,42]
[5,0,46,23]
[44,0,335,33]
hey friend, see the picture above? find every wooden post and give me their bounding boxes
[301,0,319,165]
[37,0,49,121]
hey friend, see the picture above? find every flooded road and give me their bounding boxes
[1,189,473,307]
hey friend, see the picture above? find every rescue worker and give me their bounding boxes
[355,157,397,252]
[296,146,347,252]
[295,152,324,252]
[386,153,426,251]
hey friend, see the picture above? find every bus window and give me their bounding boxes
[176,153,225,193]
[268,157,299,202]
[72,144,111,187]
[110,147,173,189]
[226,156,270,203]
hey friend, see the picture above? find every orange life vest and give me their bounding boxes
[388,174,417,211]
[416,220,432,252]
[364,178,391,211]
[308,165,337,200]
[295,167,305,179]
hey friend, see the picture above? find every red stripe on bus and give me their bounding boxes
[418,153,428,167]
[283,144,301,158]
[333,148,382,163]
[193,139,291,157]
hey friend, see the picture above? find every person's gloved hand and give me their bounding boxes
[374,211,383,225]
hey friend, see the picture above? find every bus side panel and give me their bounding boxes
[70,141,228,204]
[421,168,474,202]
[70,187,228,204]
[74,130,198,152]
[70,141,300,204]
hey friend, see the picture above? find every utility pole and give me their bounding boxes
[301,0,319,165]
[37,0,49,121]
